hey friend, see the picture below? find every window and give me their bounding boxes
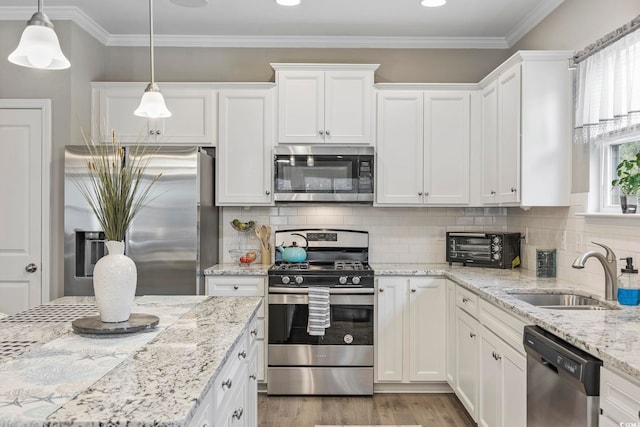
[601,136,640,212]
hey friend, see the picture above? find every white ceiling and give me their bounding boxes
[0,0,565,48]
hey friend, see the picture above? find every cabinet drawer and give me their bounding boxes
[479,299,527,355]
[205,276,265,296]
[456,286,479,318]
[213,331,249,410]
[601,366,640,423]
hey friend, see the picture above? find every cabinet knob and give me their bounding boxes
[265,190,271,195]
[156,130,161,135]
[221,378,232,390]
[496,353,502,360]
[232,408,244,420]
[511,187,517,193]
[233,285,239,290]
[411,288,416,293]
[250,328,258,336]
[425,192,429,196]
[462,297,470,303]
[319,130,324,135]
[469,332,476,338]
[25,263,37,273]
[490,190,496,195]
[250,373,257,381]
[418,192,423,196]
[238,349,247,359]
[379,288,384,293]
[325,130,331,136]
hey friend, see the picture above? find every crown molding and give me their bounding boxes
[0,5,526,49]
[504,0,565,47]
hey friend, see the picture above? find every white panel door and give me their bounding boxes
[217,89,274,205]
[445,280,457,387]
[481,81,499,204]
[0,109,43,315]
[408,277,446,381]
[160,88,216,144]
[324,71,373,144]
[497,64,521,204]
[277,71,325,144]
[500,337,526,427]
[456,308,479,421]
[479,328,500,427]
[97,85,151,142]
[376,278,406,382]
[423,91,471,204]
[375,91,424,205]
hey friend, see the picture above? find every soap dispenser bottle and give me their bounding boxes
[618,257,639,305]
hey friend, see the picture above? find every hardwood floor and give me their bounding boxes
[258,393,475,427]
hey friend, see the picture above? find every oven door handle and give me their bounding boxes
[268,287,375,295]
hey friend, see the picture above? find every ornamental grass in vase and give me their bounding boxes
[612,153,640,214]
[74,130,161,322]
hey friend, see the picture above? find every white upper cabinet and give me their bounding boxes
[478,51,572,207]
[272,64,378,145]
[216,88,275,206]
[91,83,216,145]
[376,87,473,206]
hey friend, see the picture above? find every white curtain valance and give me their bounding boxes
[574,28,640,144]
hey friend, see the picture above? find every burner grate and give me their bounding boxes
[0,304,98,323]
[0,340,38,357]
[334,261,365,270]
[277,262,310,271]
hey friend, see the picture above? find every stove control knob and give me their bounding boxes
[295,276,304,285]
[339,276,348,285]
[281,276,290,285]
[352,276,361,285]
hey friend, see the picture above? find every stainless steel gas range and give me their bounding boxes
[267,229,374,396]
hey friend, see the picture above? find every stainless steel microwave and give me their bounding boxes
[446,232,521,269]
[273,146,374,203]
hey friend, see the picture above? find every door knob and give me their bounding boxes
[25,263,37,273]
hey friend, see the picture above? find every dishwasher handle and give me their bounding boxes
[523,325,602,397]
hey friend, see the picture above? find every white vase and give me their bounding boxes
[93,240,137,323]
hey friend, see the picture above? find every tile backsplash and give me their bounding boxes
[221,194,640,298]
[221,206,507,264]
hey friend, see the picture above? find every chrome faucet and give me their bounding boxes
[572,242,618,301]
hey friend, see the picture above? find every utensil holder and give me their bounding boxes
[261,248,271,265]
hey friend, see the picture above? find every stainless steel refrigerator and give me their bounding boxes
[64,145,218,296]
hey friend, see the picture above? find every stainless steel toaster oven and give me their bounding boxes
[446,232,521,268]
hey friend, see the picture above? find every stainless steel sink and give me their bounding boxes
[509,292,619,310]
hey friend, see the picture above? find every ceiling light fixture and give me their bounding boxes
[135,0,171,119]
[276,0,301,6]
[8,0,70,70]
[421,0,447,7]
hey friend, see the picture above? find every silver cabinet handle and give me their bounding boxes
[325,130,331,135]
[233,285,239,290]
[221,378,232,390]
[511,187,517,193]
[25,263,37,273]
[232,408,243,420]
[265,190,271,195]
[411,288,416,293]
[495,353,501,360]
[237,350,247,359]
[250,328,258,336]
[149,130,155,135]
[378,288,384,293]
[469,332,476,338]
[490,190,496,195]
[319,130,324,135]
[425,192,429,196]
[462,297,470,303]
[156,130,161,135]
[418,192,423,196]
[250,373,257,381]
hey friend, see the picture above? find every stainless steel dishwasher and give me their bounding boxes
[523,325,602,427]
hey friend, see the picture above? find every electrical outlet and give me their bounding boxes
[524,228,529,245]
[561,231,567,250]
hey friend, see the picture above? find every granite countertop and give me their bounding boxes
[0,295,262,427]
[204,263,269,276]
[372,263,640,381]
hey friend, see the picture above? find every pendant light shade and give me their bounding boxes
[8,1,70,70]
[135,0,171,119]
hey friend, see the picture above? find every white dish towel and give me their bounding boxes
[307,287,331,336]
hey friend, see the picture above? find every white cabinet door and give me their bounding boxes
[479,329,500,427]
[324,71,373,144]
[456,307,479,421]
[423,91,470,204]
[480,81,499,204]
[497,64,521,204]
[445,280,457,387]
[408,277,446,381]
[375,91,424,205]
[600,366,640,424]
[376,277,406,382]
[277,71,325,144]
[217,89,274,206]
[500,340,526,427]
[92,84,215,145]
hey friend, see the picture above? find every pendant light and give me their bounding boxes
[8,0,70,70]
[134,0,171,118]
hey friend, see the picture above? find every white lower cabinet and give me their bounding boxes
[600,366,640,426]
[376,277,446,383]
[445,280,457,387]
[478,326,526,427]
[205,275,267,384]
[455,306,479,421]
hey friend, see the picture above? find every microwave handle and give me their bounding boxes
[448,232,488,238]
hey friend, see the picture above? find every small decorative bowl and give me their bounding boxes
[229,249,259,265]
[230,220,256,232]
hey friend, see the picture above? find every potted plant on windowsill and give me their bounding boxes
[73,130,161,322]
[612,153,640,214]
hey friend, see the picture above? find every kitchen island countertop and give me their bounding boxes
[0,295,261,427]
